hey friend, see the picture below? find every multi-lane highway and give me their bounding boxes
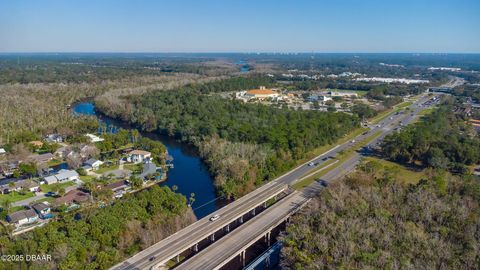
[175,191,309,270]
[111,93,437,270]
[111,182,289,270]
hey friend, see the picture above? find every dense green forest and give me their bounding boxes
[95,77,360,198]
[281,168,480,269]
[381,105,480,173]
[0,186,195,270]
[0,54,238,84]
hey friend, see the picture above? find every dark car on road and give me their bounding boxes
[316,179,329,187]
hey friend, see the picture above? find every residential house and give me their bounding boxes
[55,146,74,159]
[0,161,19,177]
[85,134,104,143]
[104,180,130,198]
[82,158,103,171]
[43,169,79,185]
[16,179,40,192]
[0,179,39,194]
[139,162,158,180]
[55,189,89,205]
[45,134,63,143]
[6,209,38,226]
[79,144,98,159]
[31,202,52,218]
[28,153,54,164]
[127,150,152,164]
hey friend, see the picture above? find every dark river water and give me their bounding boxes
[72,102,221,218]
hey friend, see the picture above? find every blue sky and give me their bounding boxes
[0,0,479,53]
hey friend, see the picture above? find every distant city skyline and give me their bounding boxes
[1,0,479,53]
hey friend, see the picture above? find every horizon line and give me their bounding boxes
[1,51,480,55]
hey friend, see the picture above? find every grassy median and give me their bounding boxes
[293,130,383,190]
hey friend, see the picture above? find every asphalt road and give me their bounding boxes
[111,93,436,270]
[175,191,309,270]
[111,182,288,270]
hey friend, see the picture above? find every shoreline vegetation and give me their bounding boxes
[94,76,360,199]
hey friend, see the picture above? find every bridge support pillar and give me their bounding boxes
[263,201,267,208]
[240,250,246,267]
[210,233,215,242]
[225,224,230,233]
[265,231,271,246]
[239,216,243,224]
[193,243,198,253]
[176,255,180,263]
[252,208,256,216]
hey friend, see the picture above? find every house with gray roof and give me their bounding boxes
[6,209,38,226]
[139,162,157,180]
[31,202,51,218]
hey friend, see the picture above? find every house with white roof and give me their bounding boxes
[43,169,79,185]
[127,150,152,164]
[85,134,104,143]
[82,158,103,171]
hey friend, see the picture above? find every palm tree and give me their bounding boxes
[8,182,16,194]
[1,198,12,213]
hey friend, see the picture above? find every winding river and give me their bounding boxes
[72,102,221,218]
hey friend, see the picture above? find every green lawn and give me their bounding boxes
[418,107,434,116]
[40,181,75,193]
[8,206,26,214]
[363,157,427,184]
[47,159,64,167]
[0,192,35,203]
[95,164,119,174]
[31,197,55,204]
[80,175,97,183]
[124,163,143,174]
[327,89,368,96]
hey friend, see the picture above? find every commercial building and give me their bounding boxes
[244,86,279,99]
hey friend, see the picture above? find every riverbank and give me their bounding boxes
[72,101,221,218]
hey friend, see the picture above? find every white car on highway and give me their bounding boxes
[209,214,220,221]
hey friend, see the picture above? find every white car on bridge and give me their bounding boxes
[209,214,220,221]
